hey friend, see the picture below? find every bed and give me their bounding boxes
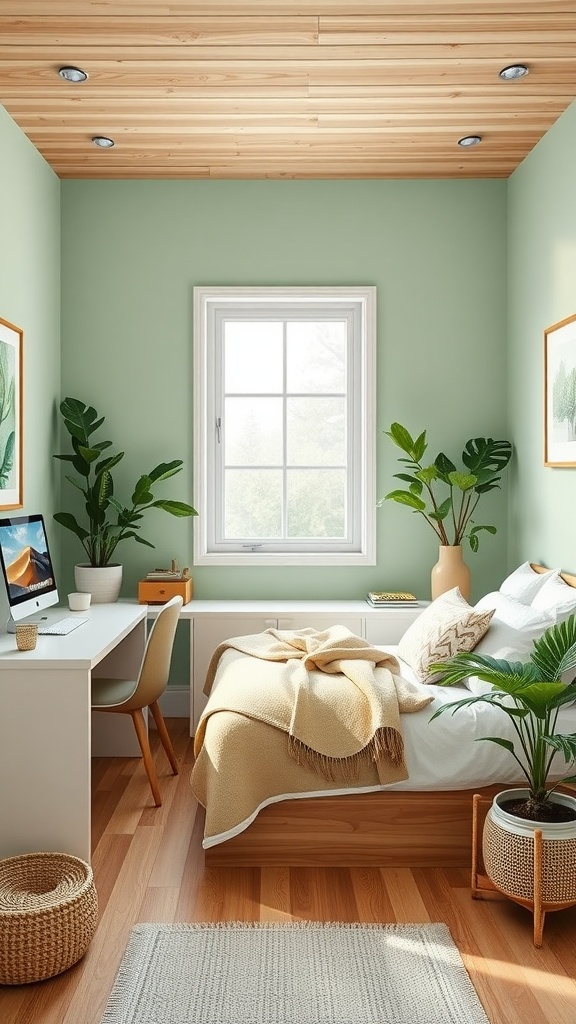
[190,563,576,868]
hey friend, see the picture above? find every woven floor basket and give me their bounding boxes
[0,852,98,985]
[483,815,576,904]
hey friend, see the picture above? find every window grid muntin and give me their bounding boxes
[217,310,353,548]
[194,286,376,565]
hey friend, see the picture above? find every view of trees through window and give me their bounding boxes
[194,285,375,565]
[222,319,348,541]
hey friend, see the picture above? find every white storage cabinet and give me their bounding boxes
[187,600,426,731]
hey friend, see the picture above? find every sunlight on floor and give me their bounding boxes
[464,953,576,998]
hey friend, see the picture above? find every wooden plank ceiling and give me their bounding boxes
[1,2,575,180]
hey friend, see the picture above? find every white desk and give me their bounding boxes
[0,602,147,863]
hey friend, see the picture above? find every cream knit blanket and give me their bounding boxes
[197,626,433,782]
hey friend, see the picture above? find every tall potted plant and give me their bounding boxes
[54,397,198,602]
[430,615,576,941]
[379,423,513,599]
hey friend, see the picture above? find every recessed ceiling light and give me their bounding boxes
[499,64,529,81]
[58,66,88,83]
[457,135,482,147]
[92,136,115,148]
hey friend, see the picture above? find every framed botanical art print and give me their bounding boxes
[544,312,576,467]
[0,318,23,509]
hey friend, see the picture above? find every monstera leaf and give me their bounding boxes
[380,422,513,551]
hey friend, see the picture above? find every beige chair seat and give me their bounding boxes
[91,595,183,806]
[91,677,138,708]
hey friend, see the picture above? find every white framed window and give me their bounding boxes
[193,286,376,566]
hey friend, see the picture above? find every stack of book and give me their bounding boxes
[366,591,418,608]
[145,570,184,581]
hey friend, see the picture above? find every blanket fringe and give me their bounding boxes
[288,726,404,783]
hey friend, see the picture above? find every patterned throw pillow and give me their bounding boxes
[397,587,495,683]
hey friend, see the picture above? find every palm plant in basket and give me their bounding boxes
[430,614,576,823]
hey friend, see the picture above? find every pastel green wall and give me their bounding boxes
[507,98,576,574]
[3,79,574,685]
[60,179,508,605]
[0,105,61,621]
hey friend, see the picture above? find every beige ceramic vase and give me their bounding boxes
[430,545,471,601]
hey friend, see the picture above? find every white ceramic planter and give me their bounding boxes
[74,564,123,604]
[483,788,576,904]
[490,788,576,839]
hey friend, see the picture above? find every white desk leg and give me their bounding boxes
[0,667,91,862]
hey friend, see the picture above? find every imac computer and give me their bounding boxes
[0,513,87,634]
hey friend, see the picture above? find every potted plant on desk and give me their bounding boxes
[53,397,198,602]
[430,615,576,944]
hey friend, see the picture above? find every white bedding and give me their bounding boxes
[385,648,576,791]
[195,644,576,848]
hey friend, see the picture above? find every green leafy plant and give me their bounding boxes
[54,397,198,567]
[0,342,15,488]
[430,615,576,821]
[379,422,513,552]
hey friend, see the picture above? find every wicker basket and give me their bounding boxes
[483,814,576,904]
[483,790,576,905]
[0,852,98,985]
[15,624,38,651]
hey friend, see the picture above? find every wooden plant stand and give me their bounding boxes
[471,793,576,948]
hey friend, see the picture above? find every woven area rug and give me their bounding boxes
[101,921,488,1024]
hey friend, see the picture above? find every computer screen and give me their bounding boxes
[0,513,59,623]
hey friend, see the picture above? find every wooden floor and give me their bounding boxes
[2,718,576,1024]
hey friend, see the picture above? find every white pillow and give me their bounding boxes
[531,574,576,621]
[397,587,494,683]
[499,562,560,604]
[475,591,556,630]
[465,617,553,696]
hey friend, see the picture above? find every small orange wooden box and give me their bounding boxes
[137,578,193,605]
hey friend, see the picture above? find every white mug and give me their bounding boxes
[68,592,91,612]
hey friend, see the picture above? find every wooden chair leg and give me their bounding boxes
[130,708,162,806]
[149,701,179,776]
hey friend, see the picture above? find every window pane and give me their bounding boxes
[287,398,346,466]
[225,469,283,538]
[225,397,283,466]
[224,321,283,393]
[287,469,346,538]
[195,285,376,564]
[286,322,347,393]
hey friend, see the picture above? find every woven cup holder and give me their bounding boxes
[15,624,38,651]
[0,852,98,985]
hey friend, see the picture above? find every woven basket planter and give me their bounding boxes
[483,789,576,905]
[0,852,98,985]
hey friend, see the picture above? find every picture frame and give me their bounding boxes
[544,313,576,467]
[0,318,23,509]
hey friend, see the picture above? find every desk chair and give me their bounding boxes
[91,595,183,806]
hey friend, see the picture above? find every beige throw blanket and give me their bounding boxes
[196,626,433,783]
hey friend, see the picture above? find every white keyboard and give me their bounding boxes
[37,616,89,635]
